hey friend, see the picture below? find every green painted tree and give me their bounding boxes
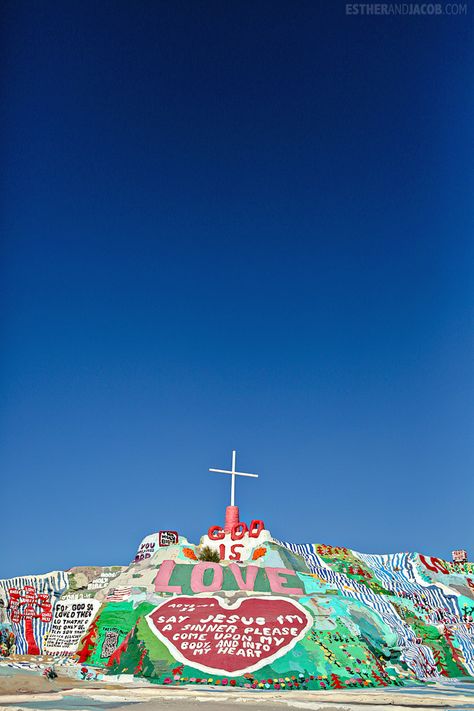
[109,627,140,675]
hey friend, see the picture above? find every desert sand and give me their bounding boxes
[1,666,474,711]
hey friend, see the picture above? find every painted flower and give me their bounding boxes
[230,679,236,686]
[163,677,172,684]
[182,547,198,560]
[221,678,228,685]
[252,547,266,560]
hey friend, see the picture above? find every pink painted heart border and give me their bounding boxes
[146,595,313,676]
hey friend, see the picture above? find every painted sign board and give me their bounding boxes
[201,520,271,562]
[133,531,181,563]
[45,599,101,654]
[159,531,179,547]
[146,595,312,675]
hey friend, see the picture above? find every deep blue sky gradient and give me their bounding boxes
[1,1,473,577]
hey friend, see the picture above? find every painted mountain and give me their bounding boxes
[1,528,473,691]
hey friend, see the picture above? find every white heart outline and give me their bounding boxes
[145,594,313,676]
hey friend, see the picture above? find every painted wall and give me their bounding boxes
[132,533,188,564]
[1,533,474,692]
[0,572,68,655]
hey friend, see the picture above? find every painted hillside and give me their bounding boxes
[1,524,474,691]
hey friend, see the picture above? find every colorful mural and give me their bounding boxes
[146,595,312,675]
[133,532,188,564]
[0,572,68,655]
[1,530,473,692]
[45,599,101,655]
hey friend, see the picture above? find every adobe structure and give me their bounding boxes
[1,452,474,690]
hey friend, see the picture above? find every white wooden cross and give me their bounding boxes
[209,450,258,507]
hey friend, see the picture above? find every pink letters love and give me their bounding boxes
[154,560,304,596]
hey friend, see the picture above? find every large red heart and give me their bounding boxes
[146,595,312,675]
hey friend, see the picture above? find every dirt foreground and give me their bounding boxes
[1,667,474,711]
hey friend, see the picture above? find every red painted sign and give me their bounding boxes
[146,595,312,675]
[7,586,52,655]
[208,519,264,542]
[159,531,179,547]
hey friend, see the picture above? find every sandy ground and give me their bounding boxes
[0,666,125,697]
[1,667,474,711]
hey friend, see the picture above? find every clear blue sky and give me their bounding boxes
[1,1,473,578]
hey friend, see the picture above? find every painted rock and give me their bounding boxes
[146,595,312,675]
